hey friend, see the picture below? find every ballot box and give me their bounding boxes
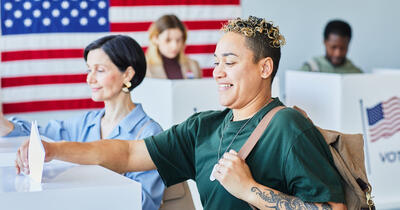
[133,78,280,130]
[0,137,142,210]
[285,70,400,209]
[0,137,26,167]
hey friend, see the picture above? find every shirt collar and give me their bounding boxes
[86,104,147,139]
[117,103,147,134]
[87,108,105,128]
[322,56,351,69]
[224,97,283,125]
[107,103,147,139]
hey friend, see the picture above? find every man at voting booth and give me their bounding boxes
[16,16,346,209]
[301,19,362,73]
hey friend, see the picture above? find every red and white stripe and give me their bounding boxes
[369,96,400,142]
[0,0,241,115]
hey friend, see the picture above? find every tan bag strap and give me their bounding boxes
[238,106,286,160]
[307,59,320,72]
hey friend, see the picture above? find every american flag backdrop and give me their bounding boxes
[0,0,241,116]
[366,96,400,142]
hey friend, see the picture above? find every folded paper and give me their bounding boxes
[28,121,45,184]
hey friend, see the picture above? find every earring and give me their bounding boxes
[122,81,132,93]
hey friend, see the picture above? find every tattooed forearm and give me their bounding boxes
[321,203,332,210]
[304,202,332,210]
[250,187,332,210]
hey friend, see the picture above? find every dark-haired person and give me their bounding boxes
[2,35,165,210]
[145,14,202,79]
[16,17,346,209]
[301,19,362,73]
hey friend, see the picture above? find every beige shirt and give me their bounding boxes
[146,58,202,79]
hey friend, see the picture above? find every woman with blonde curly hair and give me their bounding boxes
[16,16,346,210]
[145,14,202,79]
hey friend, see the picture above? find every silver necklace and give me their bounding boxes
[210,115,253,182]
[210,98,274,181]
[216,115,253,161]
[217,97,274,161]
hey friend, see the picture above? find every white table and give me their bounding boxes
[0,137,142,210]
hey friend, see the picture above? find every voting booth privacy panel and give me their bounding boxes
[373,68,400,74]
[285,71,400,209]
[132,78,222,130]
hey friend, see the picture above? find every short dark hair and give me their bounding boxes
[222,16,285,84]
[324,20,352,40]
[84,35,146,91]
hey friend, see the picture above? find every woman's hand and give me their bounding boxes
[213,149,256,201]
[15,139,54,175]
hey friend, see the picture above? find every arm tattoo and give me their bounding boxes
[321,203,332,210]
[250,187,332,210]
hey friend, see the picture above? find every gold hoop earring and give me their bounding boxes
[122,81,132,93]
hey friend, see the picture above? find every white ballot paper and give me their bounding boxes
[28,121,45,183]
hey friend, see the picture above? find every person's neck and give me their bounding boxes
[160,52,179,61]
[326,55,346,67]
[103,93,135,123]
[232,93,273,122]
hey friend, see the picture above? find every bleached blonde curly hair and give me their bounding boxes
[223,16,285,48]
[222,16,285,82]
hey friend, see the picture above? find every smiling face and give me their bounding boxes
[213,32,271,110]
[86,48,131,102]
[154,28,185,59]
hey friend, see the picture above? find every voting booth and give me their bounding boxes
[132,78,223,130]
[285,70,400,209]
[0,137,142,210]
[133,78,280,130]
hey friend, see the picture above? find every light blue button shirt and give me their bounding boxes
[7,104,165,210]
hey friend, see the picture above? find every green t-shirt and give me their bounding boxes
[144,99,345,209]
[301,56,362,73]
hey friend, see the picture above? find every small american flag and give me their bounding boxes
[366,96,400,142]
[1,0,241,115]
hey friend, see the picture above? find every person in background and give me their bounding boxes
[1,35,164,210]
[16,17,346,209]
[301,19,362,73]
[145,14,202,79]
